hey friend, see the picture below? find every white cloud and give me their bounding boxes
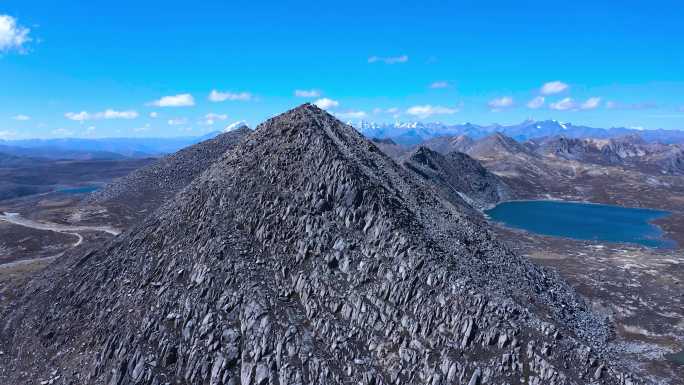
[294,89,321,98]
[406,105,458,118]
[12,114,30,121]
[334,110,367,119]
[488,96,514,110]
[208,90,253,102]
[314,98,339,110]
[549,97,604,111]
[429,81,450,89]
[84,126,96,135]
[540,81,569,95]
[202,113,228,125]
[149,94,195,107]
[149,111,159,118]
[64,111,90,121]
[101,109,138,119]
[526,96,545,109]
[65,109,138,121]
[167,117,188,126]
[368,55,408,64]
[0,15,31,53]
[52,128,74,137]
[580,97,602,110]
[549,97,576,111]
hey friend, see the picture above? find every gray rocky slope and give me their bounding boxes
[83,127,251,225]
[369,138,408,161]
[420,135,475,156]
[0,105,639,385]
[403,147,512,209]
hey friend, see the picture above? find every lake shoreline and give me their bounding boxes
[484,199,676,249]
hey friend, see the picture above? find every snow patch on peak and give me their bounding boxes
[224,120,249,132]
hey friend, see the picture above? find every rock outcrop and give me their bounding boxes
[0,105,638,385]
[403,147,511,209]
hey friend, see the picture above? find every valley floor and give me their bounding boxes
[484,167,684,384]
[0,192,119,309]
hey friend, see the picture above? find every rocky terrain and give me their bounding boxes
[0,105,639,385]
[405,132,684,383]
[413,133,684,216]
[82,128,251,227]
[403,147,511,209]
[419,135,474,156]
[417,131,684,177]
[369,138,408,161]
[489,224,684,384]
[527,135,684,176]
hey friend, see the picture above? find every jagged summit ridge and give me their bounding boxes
[0,105,637,385]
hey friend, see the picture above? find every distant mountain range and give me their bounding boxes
[3,119,682,161]
[0,132,221,160]
[354,119,684,145]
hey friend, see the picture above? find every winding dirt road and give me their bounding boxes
[0,212,120,252]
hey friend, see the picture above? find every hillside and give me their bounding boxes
[83,127,251,226]
[403,147,511,209]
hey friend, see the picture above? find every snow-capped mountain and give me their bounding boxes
[350,119,684,145]
[223,120,250,132]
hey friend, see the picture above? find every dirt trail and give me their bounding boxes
[0,212,119,265]
[0,212,119,236]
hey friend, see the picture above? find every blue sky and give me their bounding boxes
[1,0,683,138]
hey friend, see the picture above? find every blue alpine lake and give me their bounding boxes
[485,200,675,248]
[57,186,99,195]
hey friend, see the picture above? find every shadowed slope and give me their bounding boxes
[404,147,512,209]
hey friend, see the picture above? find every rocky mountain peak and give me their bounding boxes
[0,106,637,385]
[256,103,335,135]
